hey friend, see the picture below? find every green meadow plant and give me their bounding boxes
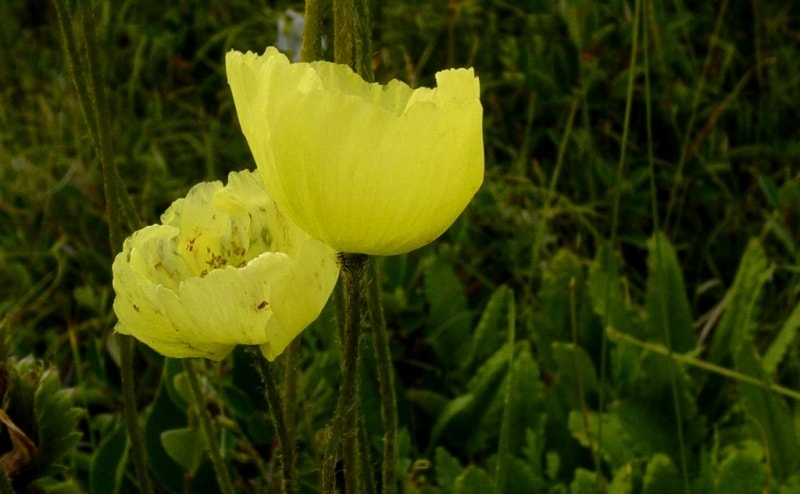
[1,0,799,493]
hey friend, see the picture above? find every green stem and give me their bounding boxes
[300,0,321,62]
[118,335,155,494]
[282,339,299,456]
[353,0,373,81]
[358,415,377,494]
[322,254,369,494]
[365,260,398,494]
[181,360,236,494]
[333,0,356,68]
[250,349,297,494]
[55,4,151,492]
[607,328,800,401]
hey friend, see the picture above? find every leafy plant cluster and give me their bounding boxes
[0,0,799,493]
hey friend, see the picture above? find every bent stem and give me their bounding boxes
[365,260,398,494]
[322,253,369,494]
[250,348,297,494]
[181,359,236,494]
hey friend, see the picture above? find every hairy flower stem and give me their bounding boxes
[366,260,398,494]
[250,349,298,494]
[323,253,369,494]
[181,360,236,494]
[300,0,321,62]
[54,3,153,493]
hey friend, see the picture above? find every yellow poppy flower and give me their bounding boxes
[112,170,340,361]
[226,47,484,256]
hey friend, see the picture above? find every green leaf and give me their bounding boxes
[30,367,82,477]
[454,466,494,494]
[763,299,800,373]
[434,447,463,489]
[708,239,769,365]
[608,463,634,494]
[734,345,800,481]
[161,427,206,473]
[716,440,766,494]
[535,249,584,367]
[588,243,632,336]
[642,454,682,494]
[428,344,510,453]
[163,357,189,411]
[568,402,683,471]
[35,478,84,494]
[424,255,471,366]
[645,231,695,352]
[89,420,129,494]
[143,376,188,492]
[552,342,599,410]
[570,468,603,494]
[588,243,640,395]
[463,285,509,372]
[500,456,544,494]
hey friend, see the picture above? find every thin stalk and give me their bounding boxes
[301,0,321,62]
[599,1,641,492]
[250,349,298,494]
[282,339,299,458]
[642,3,690,491]
[607,328,800,402]
[333,0,355,68]
[366,260,398,494]
[54,3,152,492]
[118,335,154,494]
[322,254,368,494]
[353,0,373,81]
[181,360,236,494]
[358,416,377,494]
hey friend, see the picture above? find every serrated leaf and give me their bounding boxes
[608,462,634,494]
[588,243,632,335]
[535,249,584,367]
[428,345,510,453]
[734,345,800,481]
[454,466,494,494]
[642,454,682,494]
[570,468,603,494]
[501,456,545,494]
[89,420,129,494]
[646,232,695,352]
[552,342,599,410]
[434,447,462,489]
[463,285,509,371]
[588,243,640,395]
[424,256,471,366]
[716,440,766,494]
[763,299,800,373]
[161,427,206,473]
[30,367,82,477]
[568,402,682,471]
[500,346,544,456]
[708,239,769,365]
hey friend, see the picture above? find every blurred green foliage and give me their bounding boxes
[1,0,800,492]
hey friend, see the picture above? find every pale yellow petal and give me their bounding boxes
[227,49,484,255]
[177,252,291,346]
[112,169,340,360]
